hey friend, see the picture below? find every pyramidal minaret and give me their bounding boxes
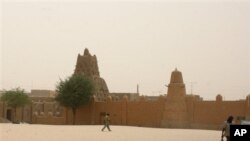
[161,68,189,128]
[167,68,186,99]
[74,48,109,101]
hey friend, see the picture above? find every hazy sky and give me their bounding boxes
[1,0,249,100]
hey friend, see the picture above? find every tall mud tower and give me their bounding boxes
[161,68,189,128]
[74,48,109,101]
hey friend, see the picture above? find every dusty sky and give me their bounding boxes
[0,0,249,100]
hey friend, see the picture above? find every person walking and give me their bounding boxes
[102,113,111,131]
[221,116,234,141]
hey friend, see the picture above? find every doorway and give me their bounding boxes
[99,112,106,124]
[7,109,12,121]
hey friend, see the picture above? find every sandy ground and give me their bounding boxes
[0,123,221,141]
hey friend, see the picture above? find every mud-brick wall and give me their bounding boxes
[91,97,165,127]
[65,101,115,125]
[93,101,124,125]
[34,115,66,125]
[191,100,246,129]
[246,96,250,119]
[126,99,165,127]
[66,104,92,125]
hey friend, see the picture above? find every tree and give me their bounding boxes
[0,88,31,123]
[55,74,94,125]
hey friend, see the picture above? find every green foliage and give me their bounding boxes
[1,88,31,109]
[55,74,95,109]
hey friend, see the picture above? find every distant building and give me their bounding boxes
[29,90,56,98]
[1,49,249,130]
[28,89,57,103]
[109,93,139,101]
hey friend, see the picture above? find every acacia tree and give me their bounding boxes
[55,74,94,125]
[0,88,31,122]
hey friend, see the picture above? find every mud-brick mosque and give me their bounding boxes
[0,49,249,129]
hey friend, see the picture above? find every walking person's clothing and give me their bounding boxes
[221,116,234,141]
[102,114,111,131]
[222,122,231,141]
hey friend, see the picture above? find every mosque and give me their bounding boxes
[0,49,249,129]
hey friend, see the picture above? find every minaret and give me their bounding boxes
[136,84,139,94]
[74,48,109,101]
[161,68,188,128]
[167,68,186,99]
[74,48,100,77]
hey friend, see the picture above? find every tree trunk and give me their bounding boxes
[66,108,68,124]
[72,108,76,125]
[14,107,17,123]
[22,106,24,122]
[2,102,5,118]
[30,104,33,124]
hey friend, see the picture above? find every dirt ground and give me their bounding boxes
[0,124,222,141]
